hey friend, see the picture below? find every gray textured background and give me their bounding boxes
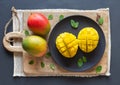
[0,0,119,85]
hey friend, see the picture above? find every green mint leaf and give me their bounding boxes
[98,17,104,25]
[59,15,64,21]
[77,58,83,67]
[74,22,79,28]
[70,19,79,29]
[29,60,34,65]
[24,30,30,36]
[71,19,75,26]
[41,62,45,68]
[48,14,53,20]
[82,56,87,63]
[46,52,51,58]
[96,66,102,73]
[50,63,55,70]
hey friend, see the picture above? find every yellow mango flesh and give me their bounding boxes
[78,27,99,53]
[56,32,78,58]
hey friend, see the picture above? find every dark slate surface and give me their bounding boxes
[0,0,119,85]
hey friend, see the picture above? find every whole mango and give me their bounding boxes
[27,13,51,36]
[22,35,47,57]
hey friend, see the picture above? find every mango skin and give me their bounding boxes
[78,27,99,53]
[56,32,78,58]
[27,13,51,36]
[22,35,47,57]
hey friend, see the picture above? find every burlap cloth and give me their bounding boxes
[13,8,111,77]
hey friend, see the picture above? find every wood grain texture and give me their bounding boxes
[13,9,110,77]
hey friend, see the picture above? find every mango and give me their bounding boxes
[27,13,51,36]
[22,35,47,57]
[56,32,78,58]
[78,27,99,53]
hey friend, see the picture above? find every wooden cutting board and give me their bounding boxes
[3,8,111,77]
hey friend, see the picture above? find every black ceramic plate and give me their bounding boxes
[48,15,106,72]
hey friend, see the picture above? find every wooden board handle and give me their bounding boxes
[3,32,24,52]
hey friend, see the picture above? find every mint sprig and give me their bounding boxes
[77,58,83,67]
[77,56,87,67]
[46,52,51,58]
[82,56,87,63]
[41,61,45,68]
[70,19,79,29]
[48,14,53,20]
[96,14,104,25]
[24,29,30,36]
[98,17,104,25]
[29,60,34,65]
[50,63,55,70]
[96,66,102,73]
[59,15,64,21]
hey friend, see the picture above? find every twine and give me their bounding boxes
[4,7,21,42]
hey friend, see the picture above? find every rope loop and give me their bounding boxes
[4,7,21,42]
